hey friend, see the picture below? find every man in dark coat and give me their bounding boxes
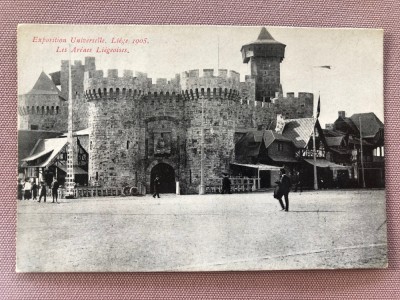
[38,181,47,203]
[221,173,231,194]
[152,175,161,198]
[277,168,291,212]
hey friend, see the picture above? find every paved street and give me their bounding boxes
[16,189,387,272]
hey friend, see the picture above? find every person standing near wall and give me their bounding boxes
[152,175,161,198]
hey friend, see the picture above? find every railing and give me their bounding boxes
[205,177,260,194]
[57,182,146,199]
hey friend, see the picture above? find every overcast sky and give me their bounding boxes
[18,25,383,127]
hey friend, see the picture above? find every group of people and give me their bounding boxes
[17,178,60,203]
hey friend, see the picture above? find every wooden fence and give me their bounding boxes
[205,177,260,194]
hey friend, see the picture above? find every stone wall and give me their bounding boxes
[273,92,314,119]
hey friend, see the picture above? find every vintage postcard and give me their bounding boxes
[16,24,387,272]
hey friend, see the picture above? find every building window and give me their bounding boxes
[90,141,93,150]
[30,125,38,130]
[96,172,98,181]
[127,141,130,150]
[56,106,59,114]
[278,142,284,151]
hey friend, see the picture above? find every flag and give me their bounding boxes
[316,96,321,118]
[314,65,331,69]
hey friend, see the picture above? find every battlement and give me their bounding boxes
[84,69,182,100]
[180,69,241,92]
[272,92,313,103]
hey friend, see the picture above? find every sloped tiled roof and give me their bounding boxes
[235,130,293,160]
[350,113,384,138]
[27,71,61,95]
[282,118,316,149]
[22,137,68,167]
[263,130,292,148]
[235,131,263,160]
[325,136,345,147]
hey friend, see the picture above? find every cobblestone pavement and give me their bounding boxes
[16,189,387,272]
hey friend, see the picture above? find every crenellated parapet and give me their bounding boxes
[180,69,241,99]
[84,69,182,101]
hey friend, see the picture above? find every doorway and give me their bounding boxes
[150,163,176,193]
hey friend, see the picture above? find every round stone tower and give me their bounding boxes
[241,27,286,102]
[181,69,241,193]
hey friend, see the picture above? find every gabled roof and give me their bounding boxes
[282,118,316,149]
[27,71,61,95]
[350,113,384,138]
[334,116,359,134]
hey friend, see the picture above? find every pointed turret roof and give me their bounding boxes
[257,27,276,41]
[242,27,285,48]
[27,71,61,95]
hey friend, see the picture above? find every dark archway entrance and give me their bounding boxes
[150,163,176,193]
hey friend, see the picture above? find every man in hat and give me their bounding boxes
[277,168,291,211]
[51,178,60,203]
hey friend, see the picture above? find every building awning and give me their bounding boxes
[303,159,352,170]
[21,149,53,162]
[231,163,282,171]
[57,165,88,175]
[269,154,298,163]
[21,138,68,168]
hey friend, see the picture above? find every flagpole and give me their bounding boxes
[359,117,366,188]
[313,94,319,190]
[310,66,331,190]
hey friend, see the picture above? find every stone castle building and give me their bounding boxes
[18,27,314,194]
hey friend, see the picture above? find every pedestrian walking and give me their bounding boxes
[221,173,231,194]
[38,182,47,203]
[51,178,59,203]
[31,181,38,200]
[274,168,291,212]
[152,175,161,198]
[23,179,32,200]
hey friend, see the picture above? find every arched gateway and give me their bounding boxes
[150,163,176,193]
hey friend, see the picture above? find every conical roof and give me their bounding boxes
[27,71,60,95]
[242,27,285,48]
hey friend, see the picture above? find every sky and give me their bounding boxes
[18,25,384,127]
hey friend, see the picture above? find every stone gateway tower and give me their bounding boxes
[241,27,286,102]
[19,27,314,194]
